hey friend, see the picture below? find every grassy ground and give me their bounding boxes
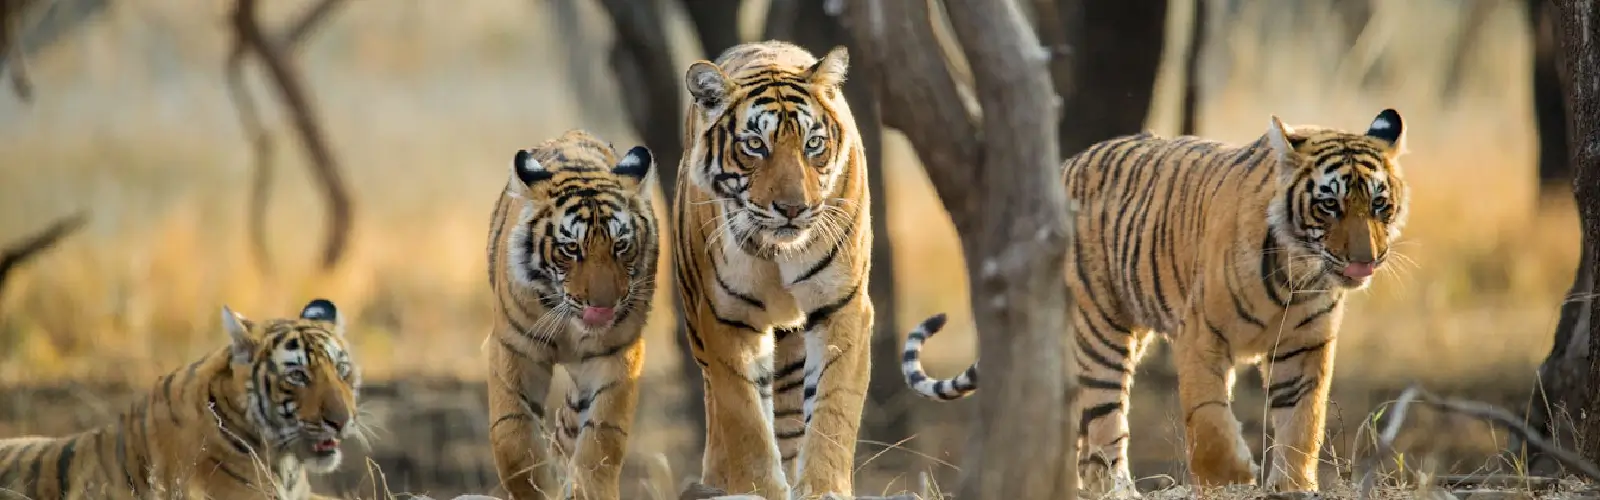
[0,0,1584,498]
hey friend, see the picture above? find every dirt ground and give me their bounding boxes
[0,357,1542,498]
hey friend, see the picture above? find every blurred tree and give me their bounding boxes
[839,1,1077,499]
[0,211,87,303]
[1528,0,1574,203]
[0,0,109,103]
[1523,0,1600,472]
[225,0,349,276]
[1035,0,1169,158]
[228,0,353,273]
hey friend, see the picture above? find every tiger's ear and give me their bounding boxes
[1364,108,1406,158]
[299,298,344,337]
[509,149,553,200]
[612,145,653,193]
[221,305,255,365]
[1266,114,1307,163]
[803,46,850,95]
[686,61,731,112]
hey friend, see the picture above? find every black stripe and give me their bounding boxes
[56,436,77,497]
[1079,402,1122,435]
[1078,375,1124,391]
[715,270,765,310]
[1294,301,1340,329]
[24,442,44,500]
[1075,332,1127,373]
[1268,340,1329,364]
[803,283,860,329]
[579,337,637,362]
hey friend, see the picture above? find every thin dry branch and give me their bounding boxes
[229,0,353,272]
[0,210,88,300]
[224,0,347,275]
[1357,383,1600,500]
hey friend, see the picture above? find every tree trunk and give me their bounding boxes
[770,1,908,459]
[1543,0,1600,466]
[1180,0,1208,136]
[841,1,1077,498]
[1531,0,1574,202]
[1036,0,1168,158]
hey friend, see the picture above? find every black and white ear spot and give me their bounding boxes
[514,149,553,185]
[300,298,339,322]
[804,45,850,93]
[612,146,653,182]
[1365,108,1404,147]
[685,61,730,110]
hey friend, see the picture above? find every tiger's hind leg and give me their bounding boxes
[1258,336,1336,492]
[1173,318,1258,489]
[1072,307,1151,499]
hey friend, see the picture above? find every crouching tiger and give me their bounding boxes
[0,298,361,500]
[483,130,659,500]
[902,109,1412,497]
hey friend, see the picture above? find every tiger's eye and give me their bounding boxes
[806,136,824,150]
[743,137,765,151]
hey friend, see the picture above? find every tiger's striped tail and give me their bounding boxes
[901,313,979,401]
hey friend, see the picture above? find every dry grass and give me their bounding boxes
[0,0,1587,497]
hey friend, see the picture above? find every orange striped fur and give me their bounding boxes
[903,110,1410,496]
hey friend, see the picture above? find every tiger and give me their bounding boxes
[482,129,660,500]
[671,40,875,500]
[900,109,1411,497]
[0,298,360,500]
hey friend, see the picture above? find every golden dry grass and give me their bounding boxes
[0,0,1585,497]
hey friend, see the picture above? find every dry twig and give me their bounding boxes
[1357,383,1600,500]
[227,0,353,273]
[0,210,88,302]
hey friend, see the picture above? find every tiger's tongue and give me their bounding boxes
[1342,262,1375,279]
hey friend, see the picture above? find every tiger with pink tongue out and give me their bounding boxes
[901,109,1411,497]
[481,130,661,500]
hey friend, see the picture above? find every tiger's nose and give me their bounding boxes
[773,201,806,219]
[324,415,349,433]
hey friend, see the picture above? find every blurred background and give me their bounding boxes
[0,0,1577,497]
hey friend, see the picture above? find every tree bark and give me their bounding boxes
[680,0,744,61]
[1036,0,1168,158]
[841,1,1076,498]
[1542,0,1600,466]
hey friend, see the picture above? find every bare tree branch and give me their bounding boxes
[224,0,349,275]
[229,0,353,272]
[0,210,87,301]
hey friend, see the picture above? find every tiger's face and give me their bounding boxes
[1267,108,1409,290]
[506,133,655,332]
[684,44,852,256]
[223,298,359,474]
